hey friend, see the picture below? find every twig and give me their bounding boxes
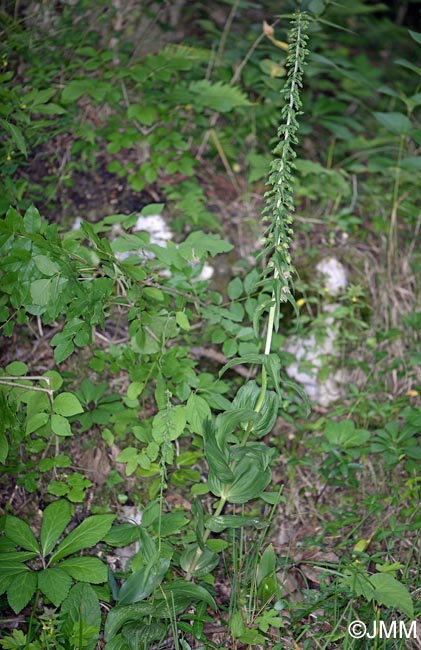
[189,346,254,379]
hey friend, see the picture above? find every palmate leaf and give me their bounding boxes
[41,500,74,556]
[5,515,39,553]
[7,571,37,613]
[58,557,108,583]
[38,567,72,606]
[49,515,115,563]
[0,552,37,576]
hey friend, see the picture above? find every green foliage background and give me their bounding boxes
[0,1,420,648]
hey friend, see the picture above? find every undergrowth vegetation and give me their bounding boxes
[0,1,420,648]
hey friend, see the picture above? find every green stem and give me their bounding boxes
[187,12,309,585]
[25,588,40,649]
[185,496,227,580]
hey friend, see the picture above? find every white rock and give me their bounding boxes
[113,505,143,571]
[71,216,83,230]
[285,258,349,406]
[315,257,347,296]
[133,214,173,247]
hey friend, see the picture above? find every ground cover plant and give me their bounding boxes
[0,1,420,648]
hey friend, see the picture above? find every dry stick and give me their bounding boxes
[215,0,240,68]
[197,26,269,160]
[209,128,240,190]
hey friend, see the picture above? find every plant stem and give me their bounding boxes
[387,132,405,277]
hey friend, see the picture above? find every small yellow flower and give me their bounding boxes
[352,296,358,303]
[2,60,8,67]
[296,298,305,307]
[405,390,418,397]
[20,103,27,109]
[41,621,54,634]
[6,154,11,161]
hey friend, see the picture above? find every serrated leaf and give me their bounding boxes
[127,104,157,125]
[373,111,412,135]
[186,394,211,435]
[5,516,39,553]
[324,420,370,448]
[7,572,37,613]
[175,311,190,331]
[0,119,27,156]
[61,79,91,103]
[38,567,72,606]
[22,87,55,106]
[369,572,414,617]
[127,382,144,400]
[179,231,233,261]
[23,205,41,233]
[152,406,186,443]
[50,515,115,563]
[53,392,83,417]
[104,524,140,547]
[30,278,53,305]
[58,556,108,583]
[34,255,60,276]
[0,555,33,575]
[41,499,74,557]
[54,340,75,363]
[189,80,250,113]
